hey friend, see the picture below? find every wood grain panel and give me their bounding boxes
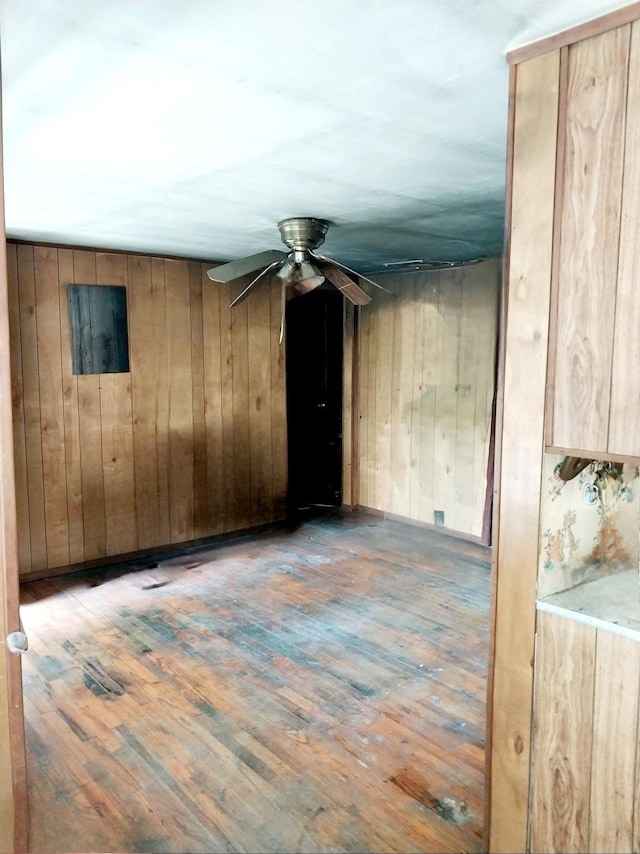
[353,261,497,538]
[128,255,160,550]
[202,266,226,533]
[9,244,287,577]
[7,243,31,570]
[35,246,70,568]
[18,245,48,572]
[189,261,208,538]
[58,249,84,565]
[487,50,560,853]
[219,284,236,529]
[530,611,596,854]
[454,269,478,535]
[247,284,273,524]
[359,289,374,508]
[165,259,194,544]
[434,269,462,529]
[96,254,137,556]
[468,262,499,536]
[634,683,640,854]
[484,65,515,852]
[151,257,172,547]
[551,26,630,452]
[609,20,640,457]
[389,274,415,518]
[73,251,107,562]
[542,46,569,451]
[408,274,425,519]
[373,290,393,511]
[416,273,439,524]
[99,371,137,556]
[230,291,251,529]
[589,629,640,853]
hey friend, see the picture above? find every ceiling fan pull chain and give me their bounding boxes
[279,277,286,345]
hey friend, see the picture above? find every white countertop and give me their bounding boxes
[537,568,640,641]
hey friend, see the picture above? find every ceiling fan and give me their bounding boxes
[207,217,387,311]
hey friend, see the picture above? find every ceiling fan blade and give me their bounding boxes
[207,250,286,284]
[229,260,282,307]
[322,264,372,306]
[314,253,390,293]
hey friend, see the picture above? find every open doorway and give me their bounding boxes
[285,286,344,518]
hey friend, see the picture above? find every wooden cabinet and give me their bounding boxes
[547,23,640,460]
[531,609,640,853]
[489,8,640,853]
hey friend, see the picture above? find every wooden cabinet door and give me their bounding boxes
[608,21,640,458]
[531,610,640,853]
[549,26,630,456]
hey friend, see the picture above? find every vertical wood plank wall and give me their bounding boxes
[487,49,559,853]
[354,259,499,539]
[530,611,640,854]
[8,243,287,578]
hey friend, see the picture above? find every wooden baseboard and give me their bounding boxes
[21,508,489,584]
[352,504,487,546]
[18,519,288,584]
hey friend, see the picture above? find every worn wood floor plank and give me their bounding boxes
[21,510,490,853]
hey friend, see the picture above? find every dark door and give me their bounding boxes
[286,286,343,517]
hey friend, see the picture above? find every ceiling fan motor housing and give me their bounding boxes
[277,217,330,252]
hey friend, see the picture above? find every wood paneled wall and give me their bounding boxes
[487,50,560,853]
[8,243,287,578]
[531,610,640,854]
[353,259,499,538]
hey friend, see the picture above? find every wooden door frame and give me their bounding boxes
[485,49,561,853]
[0,72,29,852]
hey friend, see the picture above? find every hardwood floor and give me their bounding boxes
[19,510,490,853]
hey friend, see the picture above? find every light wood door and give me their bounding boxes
[0,232,28,850]
[0,75,28,849]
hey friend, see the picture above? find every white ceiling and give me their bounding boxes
[0,0,629,271]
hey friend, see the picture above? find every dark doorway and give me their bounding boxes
[286,286,344,518]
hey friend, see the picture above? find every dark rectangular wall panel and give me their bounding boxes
[68,284,130,375]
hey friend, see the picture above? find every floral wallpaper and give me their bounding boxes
[538,453,639,598]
